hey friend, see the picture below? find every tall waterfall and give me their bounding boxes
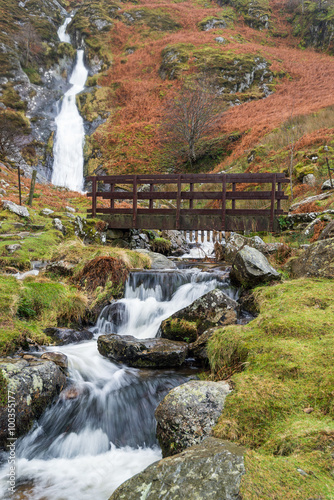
[51,18,88,192]
[0,267,234,500]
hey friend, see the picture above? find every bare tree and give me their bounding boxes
[161,81,224,166]
[14,22,43,66]
[282,115,303,201]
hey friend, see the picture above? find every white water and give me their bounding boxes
[0,268,233,500]
[51,18,88,192]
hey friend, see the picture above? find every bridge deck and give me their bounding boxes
[87,173,289,232]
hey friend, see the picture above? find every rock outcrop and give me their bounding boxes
[0,357,66,448]
[155,380,230,457]
[109,437,245,500]
[160,288,239,343]
[230,245,281,288]
[290,238,334,279]
[97,334,189,369]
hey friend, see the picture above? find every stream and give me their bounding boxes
[0,266,236,499]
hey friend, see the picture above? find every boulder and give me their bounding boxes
[290,238,334,279]
[161,230,190,256]
[321,179,334,190]
[109,437,245,500]
[44,327,93,345]
[0,357,66,448]
[97,334,189,369]
[135,249,177,269]
[214,232,280,263]
[41,208,54,216]
[2,200,29,218]
[303,174,316,186]
[230,245,281,288]
[53,218,66,234]
[155,380,230,457]
[45,260,75,276]
[6,244,21,253]
[160,288,239,343]
[188,328,218,366]
[318,220,334,240]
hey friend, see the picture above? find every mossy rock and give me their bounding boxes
[122,8,181,31]
[293,163,318,181]
[199,7,236,31]
[292,2,334,54]
[159,43,193,80]
[220,0,271,30]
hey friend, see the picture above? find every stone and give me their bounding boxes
[289,192,332,212]
[155,380,230,457]
[302,218,322,237]
[53,218,65,234]
[2,200,29,218]
[160,288,239,343]
[161,230,190,256]
[109,437,245,500]
[215,232,269,263]
[289,238,334,279]
[46,260,75,276]
[65,206,75,213]
[6,244,21,253]
[0,357,66,448]
[215,36,226,43]
[321,179,334,191]
[41,351,68,370]
[0,188,6,195]
[188,328,217,365]
[41,208,54,216]
[318,220,334,240]
[97,334,189,369]
[230,245,281,288]
[303,174,316,186]
[44,327,93,345]
[135,249,177,269]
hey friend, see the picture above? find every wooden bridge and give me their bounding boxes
[87,173,289,232]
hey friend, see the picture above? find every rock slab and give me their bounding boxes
[155,380,230,457]
[290,238,334,279]
[97,334,189,369]
[109,437,245,500]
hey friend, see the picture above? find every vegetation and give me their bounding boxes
[208,278,334,499]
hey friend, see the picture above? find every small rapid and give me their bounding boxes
[51,18,88,192]
[0,266,235,500]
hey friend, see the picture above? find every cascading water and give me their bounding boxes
[51,18,88,192]
[0,267,236,500]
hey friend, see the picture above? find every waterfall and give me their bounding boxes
[0,267,235,500]
[51,18,88,192]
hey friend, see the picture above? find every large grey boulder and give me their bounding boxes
[2,200,30,218]
[215,232,282,263]
[290,238,334,279]
[135,249,177,269]
[160,288,239,343]
[97,334,189,369]
[109,437,245,500]
[0,357,66,448]
[155,380,230,457]
[230,245,281,288]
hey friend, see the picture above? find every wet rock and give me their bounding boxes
[6,244,21,253]
[41,352,68,370]
[289,238,334,279]
[109,437,245,500]
[230,245,281,289]
[156,380,230,457]
[97,302,128,332]
[135,249,177,269]
[44,327,93,345]
[97,334,189,369]
[2,200,30,218]
[0,357,66,448]
[160,289,239,343]
[161,230,190,256]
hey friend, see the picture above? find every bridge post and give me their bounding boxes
[221,175,226,230]
[176,174,181,229]
[270,173,277,232]
[133,175,138,228]
[92,177,97,217]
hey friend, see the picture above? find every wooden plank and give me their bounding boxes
[270,174,276,232]
[189,183,193,209]
[149,184,154,210]
[222,176,226,230]
[92,178,97,217]
[110,184,114,209]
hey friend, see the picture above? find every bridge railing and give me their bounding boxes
[86,173,289,232]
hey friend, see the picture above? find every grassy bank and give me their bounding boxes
[208,278,334,499]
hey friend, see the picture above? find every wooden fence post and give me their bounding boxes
[28,169,37,207]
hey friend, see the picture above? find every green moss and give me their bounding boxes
[227,0,271,30]
[208,278,334,499]
[122,7,181,31]
[0,369,7,407]
[163,318,198,343]
[159,43,193,80]
[150,237,171,255]
[198,7,236,31]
